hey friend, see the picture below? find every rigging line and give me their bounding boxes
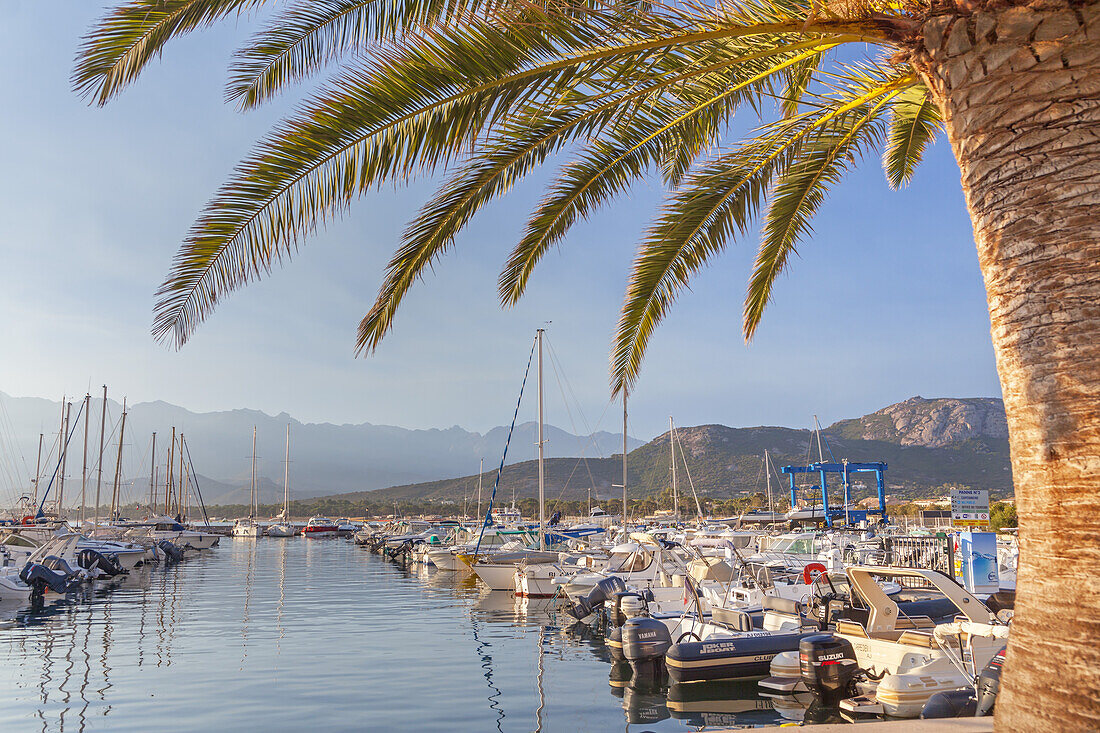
[542,338,609,511]
[673,429,704,518]
[183,438,212,526]
[541,344,595,514]
[474,336,537,556]
[35,398,87,517]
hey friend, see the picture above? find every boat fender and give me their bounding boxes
[920,689,977,719]
[803,563,828,585]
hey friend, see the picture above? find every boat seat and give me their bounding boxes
[895,615,936,630]
[897,630,937,649]
[835,620,868,638]
[712,606,754,632]
[762,596,802,616]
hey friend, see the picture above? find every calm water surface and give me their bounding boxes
[0,539,793,731]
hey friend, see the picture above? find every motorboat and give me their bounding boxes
[232,518,263,538]
[267,522,296,537]
[760,565,1008,718]
[302,517,341,538]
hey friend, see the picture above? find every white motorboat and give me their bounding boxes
[761,565,1007,718]
[232,519,262,538]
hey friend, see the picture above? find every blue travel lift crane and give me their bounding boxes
[781,460,889,527]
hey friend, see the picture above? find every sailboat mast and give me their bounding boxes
[182,447,190,521]
[165,427,175,516]
[58,396,68,510]
[81,394,90,524]
[476,458,483,523]
[33,433,43,507]
[111,398,127,520]
[177,433,185,517]
[250,426,257,520]
[766,450,774,519]
[283,424,290,519]
[536,328,546,551]
[59,401,71,516]
[622,392,628,528]
[149,432,157,510]
[670,416,678,518]
[94,385,107,530]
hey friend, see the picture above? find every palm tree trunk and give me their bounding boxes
[914,3,1100,729]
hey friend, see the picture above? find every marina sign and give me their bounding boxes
[950,489,990,528]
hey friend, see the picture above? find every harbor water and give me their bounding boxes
[0,539,790,731]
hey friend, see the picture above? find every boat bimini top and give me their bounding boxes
[844,565,997,635]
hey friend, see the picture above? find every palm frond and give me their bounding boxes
[743,71,909,340]
[883,83,940,188]
[499,39,845,306]
[74,0,268,105]
[227,0,514,109]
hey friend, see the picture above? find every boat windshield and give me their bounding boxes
[606,550,653,573]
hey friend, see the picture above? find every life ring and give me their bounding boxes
[21,516,35,526]
[803,562,828,585]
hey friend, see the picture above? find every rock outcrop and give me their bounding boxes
[829,396,1008,448]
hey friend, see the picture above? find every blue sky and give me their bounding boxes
[0,2,1001,439]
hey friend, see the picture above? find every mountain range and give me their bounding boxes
[0,391,639,506]
[319,396,1013,506]
[0,392,1012,508]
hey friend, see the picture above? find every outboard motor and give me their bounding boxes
[799,634,859,708]
[621,616,673,690]
[920,645,1005,719]
[77,549,125,577]
[20,559,81,596]
[975,646,1006,716]
[610,590,651,627]
[157,540,184,564]
[608,626,625,661]
[566,576,627,621]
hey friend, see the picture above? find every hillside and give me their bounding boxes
[320,397,1013,505]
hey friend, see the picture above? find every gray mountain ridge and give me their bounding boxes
[0,391,641,506]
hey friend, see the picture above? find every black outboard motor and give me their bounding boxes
[566,576,627,621]
[157,540,184,564]
[799,634,859,708]
[975,646,1006,716]
[77,549,125,577]
[621,617,673,690]
[20,559,81,596]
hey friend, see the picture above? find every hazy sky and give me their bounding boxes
[0,3,1001,440]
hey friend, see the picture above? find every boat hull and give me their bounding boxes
[666,632,816,684]
[471,563,519,591]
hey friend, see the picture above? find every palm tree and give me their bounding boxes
[75,1,1099,727]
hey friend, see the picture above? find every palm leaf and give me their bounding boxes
[882,83,940,188]
[743,72,908,340]
[74,0,269,105]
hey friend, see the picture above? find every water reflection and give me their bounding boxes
[2,542,812,732]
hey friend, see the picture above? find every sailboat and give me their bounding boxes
[267,424,296,537]
[232,426,263,538]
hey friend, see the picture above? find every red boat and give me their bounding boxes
[301,517,340,538]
